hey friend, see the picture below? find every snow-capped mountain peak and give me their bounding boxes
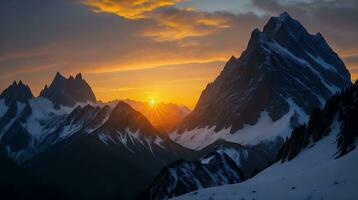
[172,12,351,150]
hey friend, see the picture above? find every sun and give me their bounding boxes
[149,99,156,106]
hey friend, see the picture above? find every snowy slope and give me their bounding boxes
[0,97,96,162]
[170,109,296,150]
[172,120,358,200]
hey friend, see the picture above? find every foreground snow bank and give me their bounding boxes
[172,121,358,200]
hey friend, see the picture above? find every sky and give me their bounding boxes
[0,0,357,108]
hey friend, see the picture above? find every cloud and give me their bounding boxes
[83,0,182,19]
[2,0,357,106]
[82,0,232,41]
[141,7,231,41]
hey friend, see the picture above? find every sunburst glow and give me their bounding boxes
[149,99,156,106]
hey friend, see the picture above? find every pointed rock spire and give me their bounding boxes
[0,81,33,105]
[75,73,83,80]
[39,72,96,107]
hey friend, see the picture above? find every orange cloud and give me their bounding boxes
[83,0,183,19]
[82,0,231,41]
[142,8,231,41]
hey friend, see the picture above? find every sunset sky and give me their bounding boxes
[1,0,357,108]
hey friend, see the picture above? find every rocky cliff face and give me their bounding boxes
[40,72,96,107]
[172,12,351,150]
[277,80,358,162]
[0,81,33,105]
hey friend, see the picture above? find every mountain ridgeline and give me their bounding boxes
[0,72,196,199]
[178,12,351,135]
[40,72,96,107]
[0,12,356,200]
[144,12,354,200]
[0,81,33,105]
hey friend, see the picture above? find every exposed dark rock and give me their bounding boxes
[0,81,33,105]
[0,101,18,133]
[277,81,358,161]
[40,72,96,107]
[18,102,32,123]
[1,120,31,152]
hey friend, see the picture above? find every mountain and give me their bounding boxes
[21,101,196,200]
[171,12,351,150]
[141,139,282,200]
[0,95,81,162]
[0,81,33,105]
[142,12,354,200]
[40,72,96,107]
[0,76,197,199]
[105,99,190,133]
[172,81,358,200]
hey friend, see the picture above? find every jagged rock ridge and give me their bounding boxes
[0,81,33,105]
[40,72,96,106]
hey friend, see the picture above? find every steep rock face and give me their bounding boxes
[0,81,33,105]
[1,120,32,152]
[176,13,351,145]
[40,72,96,107]
[277,80,358,161]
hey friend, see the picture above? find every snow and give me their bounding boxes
[24,98,72,138]
[218,147,248,167]
[266,40,310,67]
[306,52,336,72]
[98,128,167,153]
[59,123,82,139]
[172,120,358,200]
[170,108,295,150]
[200,156,215,165]
[286,98,310,124]
[201,147,248,167]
